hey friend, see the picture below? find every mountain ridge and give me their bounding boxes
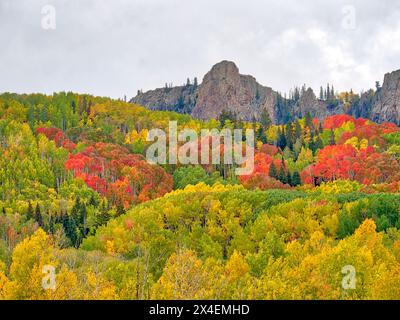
[130,61,400,125]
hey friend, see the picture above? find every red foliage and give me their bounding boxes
[301,144,400,185]
[323,115,355,129]
[36,127,76,152]
[239,151,289,190]
[65,142,173,207]
[338,122,399,149]
[259,144,279,156]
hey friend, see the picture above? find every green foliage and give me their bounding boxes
[337,194,400,238]
[173,166,226,189]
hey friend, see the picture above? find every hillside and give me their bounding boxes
[0,92,399,299]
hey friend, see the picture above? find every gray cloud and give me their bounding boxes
[1,0,399,98]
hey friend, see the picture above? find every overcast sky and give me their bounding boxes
[1,0,400,99]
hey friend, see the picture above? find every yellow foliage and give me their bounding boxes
[165,182,244,198]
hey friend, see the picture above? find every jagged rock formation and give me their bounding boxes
[132,84,198,114]
[191,61,276,121]
[347,69,400,125]
[130,61,400,125]
[371,70,400,124]
[294,87,343,119]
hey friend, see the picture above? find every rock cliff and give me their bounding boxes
[130,61,400,125]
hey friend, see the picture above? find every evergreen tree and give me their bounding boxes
[375,81,381,92]
[287,172,292,186]
[48,211,55,235]
[98,200,111,226]
[285,123,294,150]
[329,129,336,145]
[315,136,324,150]
[34,203,43,227]
[278,166,287,184]
[62,214,79,248]
[318,122,323,134]
[27,201,34,220]
[219,110,236,127]
[256,126,267,144]
[71,101,76,113]
[260,109,272,128]
[269,161,277,179]
[71,197,81,222]
[294,121,302,140]
[277,127,287,149]
[326,83,330,100]
[309,131,316,153]
[305,112,313,129]
[292,171,301,186]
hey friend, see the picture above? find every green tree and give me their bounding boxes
[269,162,277,179]
[34,204,43,227]
[292,171,301,186]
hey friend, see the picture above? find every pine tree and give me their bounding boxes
[48,211,54,235]
[269,162,277,179]
[326,83,330,100]
[277,127,287,149]
[305,112,313,129]
[292,171,301,186]
[285,123,294,150]
[71,197,81,222]
[329,129,336,145]
[35,203,43,227]
[318,122,323,134]
[278,166,287,184]
[256,126,267,144]
[294,121,302,140]
[315,136,323,151]
[98,200,111,227]
[287,172,292,186]
[260,109,272,128]
[62,214,78,248]
[27,201,34,220]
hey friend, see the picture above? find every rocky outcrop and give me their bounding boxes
[131,84,198,114]
[371,70,400,124]
[294,88,343,119]
[192,61,276,122]
[130,61,400,125]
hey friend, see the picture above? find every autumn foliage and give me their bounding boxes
[302,144,400,185]
[65,143,173,207]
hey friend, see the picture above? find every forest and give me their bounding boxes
[0,91,399,299]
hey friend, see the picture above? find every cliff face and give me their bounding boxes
[130,61,400,125]
[131,84,198,114]
[371,70,400,124]
[130,60,276,122]
[294,87,343,119]
[192,61,276,121]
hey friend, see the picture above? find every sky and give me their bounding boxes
[1,0,400,99]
